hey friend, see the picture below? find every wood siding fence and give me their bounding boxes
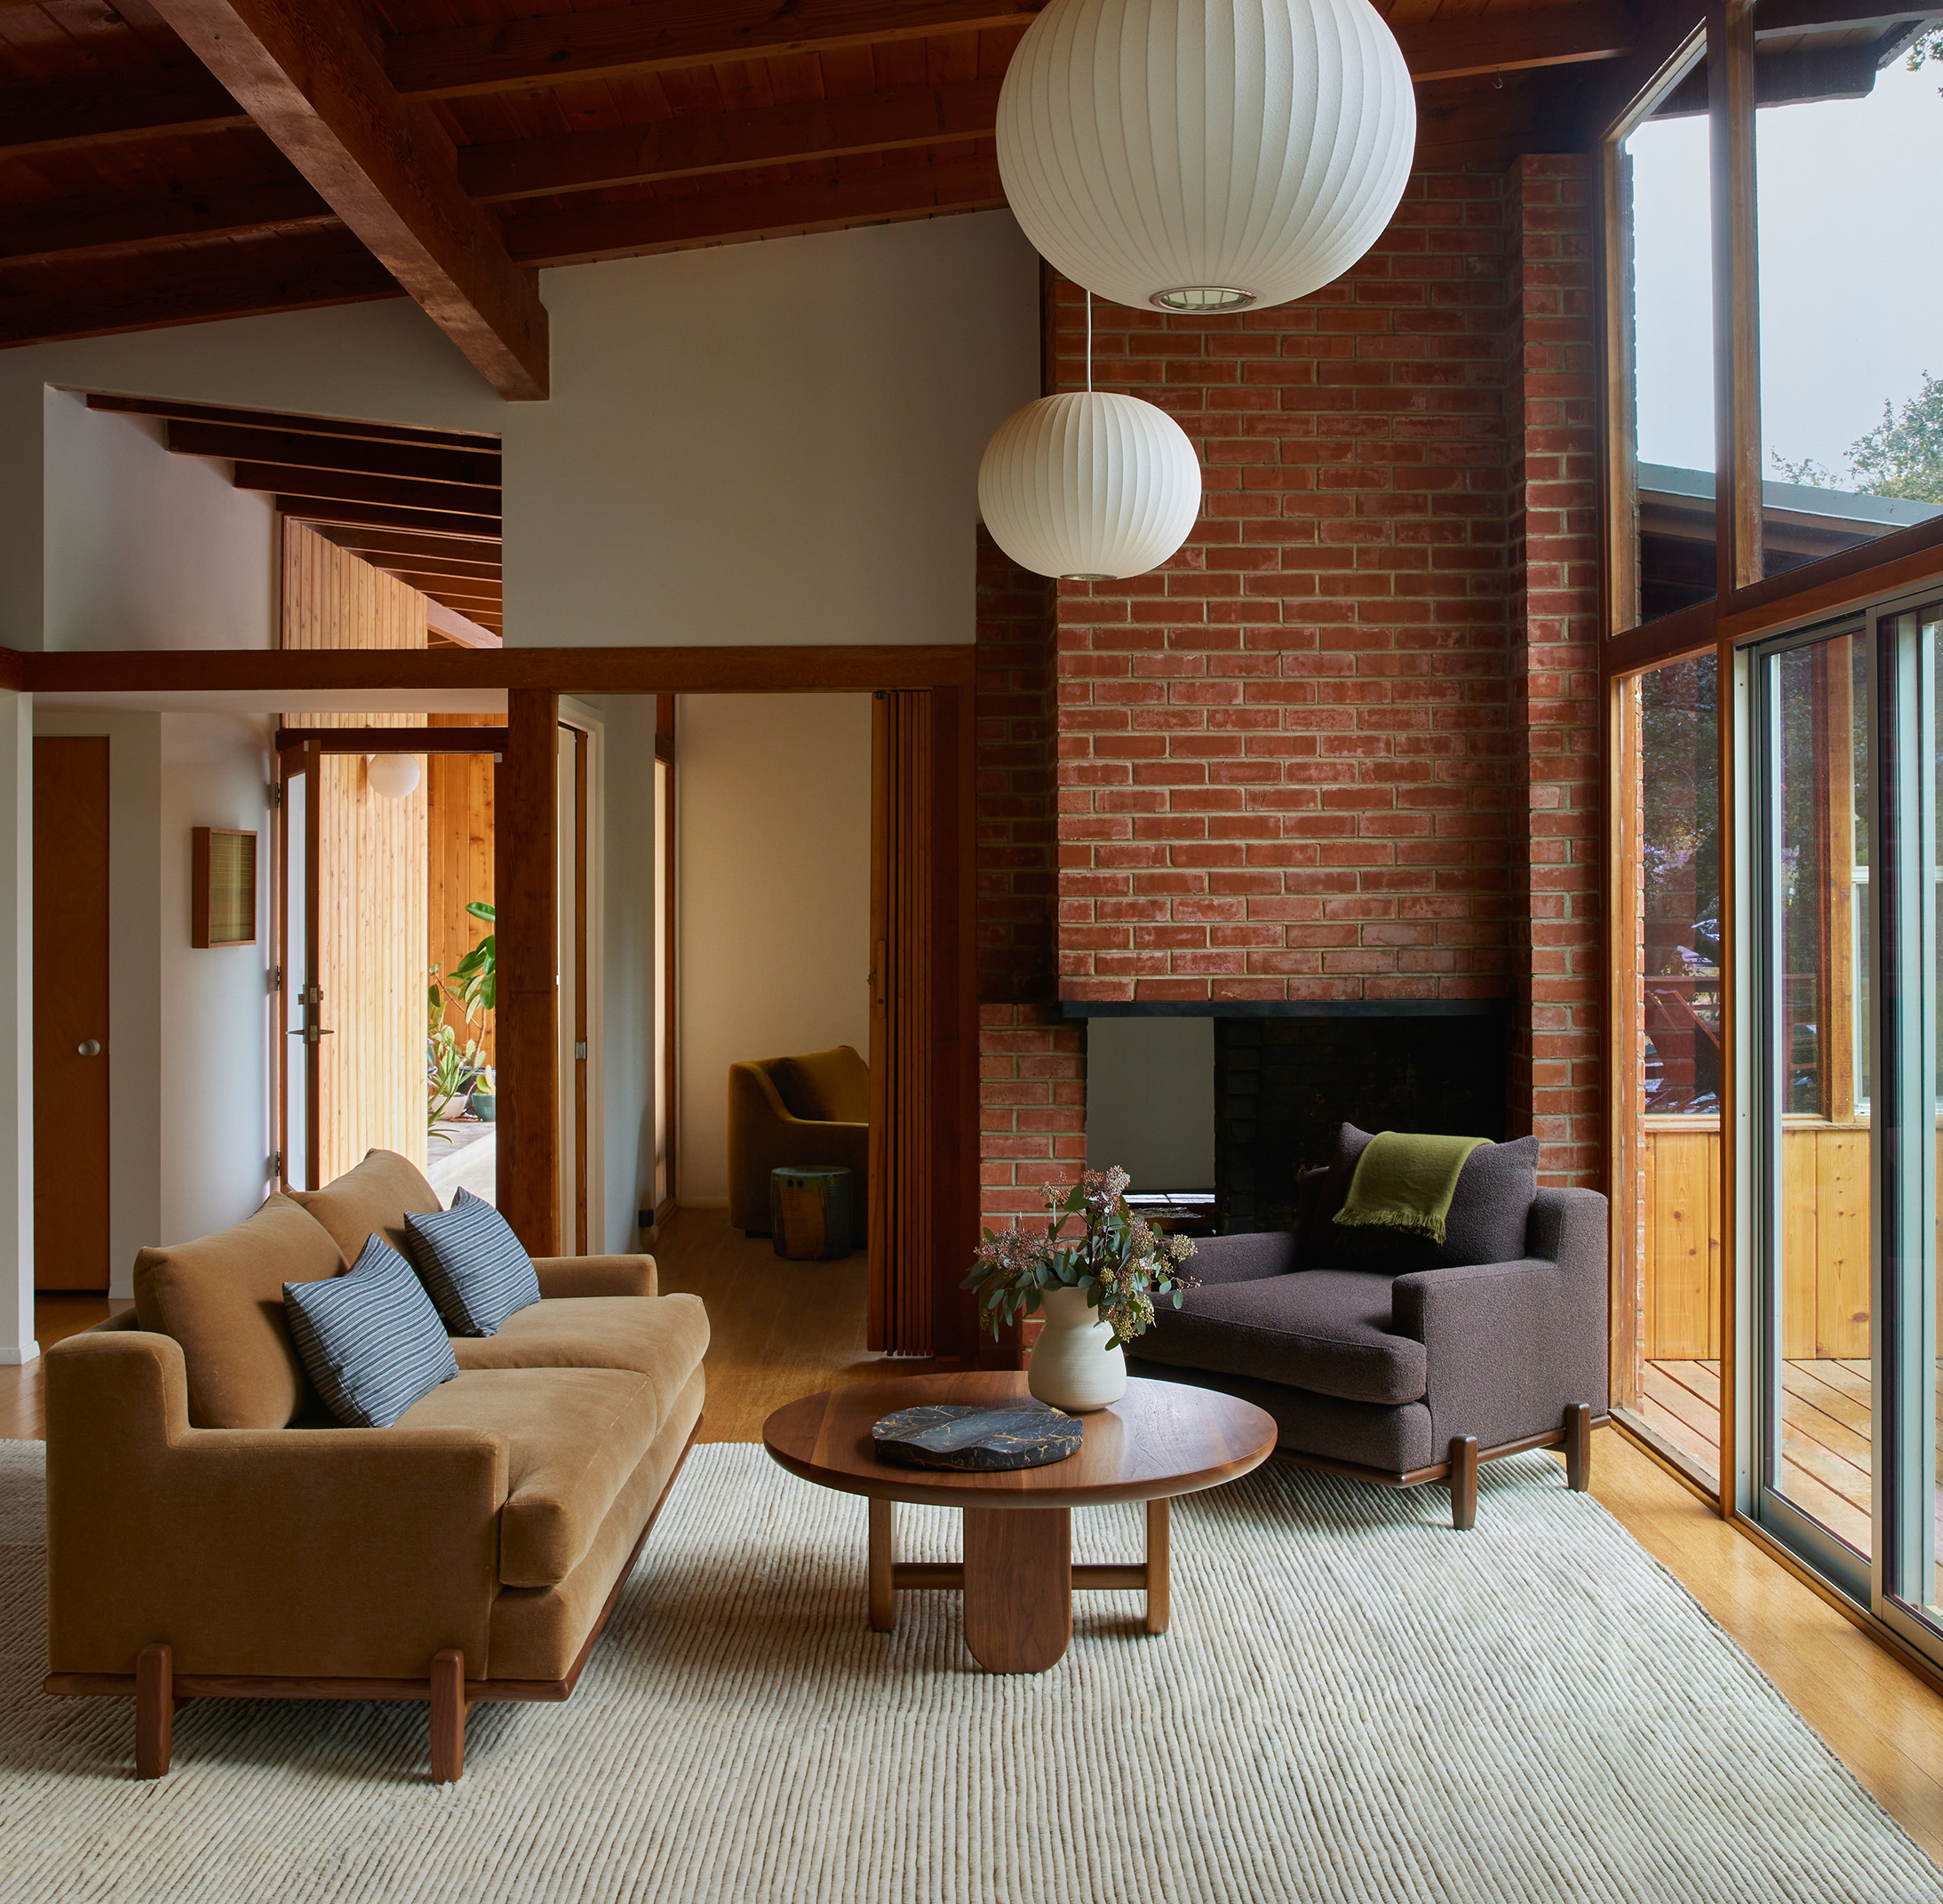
[1644,1118,1871,1360]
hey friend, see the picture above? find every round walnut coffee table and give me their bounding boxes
[761,1371,1277,1674]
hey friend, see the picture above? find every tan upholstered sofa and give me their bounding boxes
[727,1044,870,1235]
[43,1150,709,1782]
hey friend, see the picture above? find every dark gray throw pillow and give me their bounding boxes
[283,1235,458,1429]
[1314,1123,1539,1271]
[404,1187,543,1336]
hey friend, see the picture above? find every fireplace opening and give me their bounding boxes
[1214,1012,1509,1237]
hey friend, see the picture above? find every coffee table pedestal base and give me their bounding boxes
[868,1497,1171,1672]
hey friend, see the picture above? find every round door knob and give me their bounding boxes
[76,1040,101,1058]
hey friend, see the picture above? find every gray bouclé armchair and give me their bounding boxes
[1127,1125,1609,1527]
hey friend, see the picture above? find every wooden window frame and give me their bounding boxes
[1599,0,1943,1690]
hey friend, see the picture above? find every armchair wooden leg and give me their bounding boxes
[1565,1403,1593,1492]
[1449,1437,1478,1531]
[429,1650,466,1783]
[135,1644,172,1780]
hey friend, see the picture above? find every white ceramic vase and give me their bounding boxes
[1027,1284,1127,1413]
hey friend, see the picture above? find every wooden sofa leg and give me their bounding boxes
[1449,1438,1479,1531]
[1565,1403,1593,1492]
[430,1650,466,1783]
[135,1644,172,1779]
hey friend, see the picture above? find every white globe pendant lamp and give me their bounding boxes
[366,752,422,801]
[997,0,1417,314]
[978,315,1202,582]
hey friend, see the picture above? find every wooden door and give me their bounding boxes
[34,737,111,1291]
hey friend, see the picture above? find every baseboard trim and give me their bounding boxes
[0,1342,39,1366]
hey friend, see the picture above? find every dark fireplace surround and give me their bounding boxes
[1074,1003,1510,1239]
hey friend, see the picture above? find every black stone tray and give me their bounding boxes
[871,1400,1082,1471]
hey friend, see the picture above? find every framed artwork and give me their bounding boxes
[192,827,258,947]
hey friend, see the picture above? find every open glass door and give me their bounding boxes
[276,734,323,1193]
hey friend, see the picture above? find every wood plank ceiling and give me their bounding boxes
[0,0,1663,394]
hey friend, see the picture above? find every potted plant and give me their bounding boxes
[962,1167,1198,1412]
[469,1066,497,1122]
[426,903,496,1132]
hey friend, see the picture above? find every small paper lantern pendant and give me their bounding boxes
[977,292,1202,582]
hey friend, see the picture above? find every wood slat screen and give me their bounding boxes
[868,688,975,1358]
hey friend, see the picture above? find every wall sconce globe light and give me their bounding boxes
[365,753,422,801]
[978,392,1203,581]
[996,0,1418,314]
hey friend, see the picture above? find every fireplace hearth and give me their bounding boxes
[1214,1011,1509,1237]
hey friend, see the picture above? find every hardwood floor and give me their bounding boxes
[4,1218,1942,1862]
[650,1207,957,1441]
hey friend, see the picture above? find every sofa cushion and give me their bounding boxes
[283,1236,460,1429]
[1311,1123,1540,1271]
[291,1148,442,1263]
[452,1293,711,1423]
[769,1046,869,1123]
[132,1192,346,1429]
[394,1367,662,1589]
[1135,1269,1427,1406]
[405,1188,542,1336]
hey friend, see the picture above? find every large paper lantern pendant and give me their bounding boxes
[978,390,1202,581]
[997,0,1417,313]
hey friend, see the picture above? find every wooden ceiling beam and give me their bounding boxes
[85,392,496,451]
[278,496,501,538]
[236,460,495,514]
[0,178,332,267]
[0,231,396,347]
[147,0,550,400]
[387,0,1039,100]
[504,147,1007,268]
[461,76,1005,202]
[166,419,500,487]
[1394,2,1637,82]
[312,525,503,570]
[0,66,248,157]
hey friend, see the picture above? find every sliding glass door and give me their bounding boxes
[1747,625,1873,1597]
[1742,598,1943,1655]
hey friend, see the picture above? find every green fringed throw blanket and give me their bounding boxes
[1332,1131,1491,1248]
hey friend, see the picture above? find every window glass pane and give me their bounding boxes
[1761,633,1872,1563]
[1756,20,1943,572]
[1617,655,1721,1478]
[1619,52,1716,625]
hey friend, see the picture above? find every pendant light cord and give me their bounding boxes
[1085,289,1094,394]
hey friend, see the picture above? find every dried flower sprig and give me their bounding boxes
[962,1167,1198,1348]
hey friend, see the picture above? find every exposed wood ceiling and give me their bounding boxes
[0,0,1916,392]
[85,391,505,637]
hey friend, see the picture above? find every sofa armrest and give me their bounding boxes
[1186,1231,1299,1287]
[46,1329,507,1681]
[531,1255,657,1299]
[1390,1186,1609,1451]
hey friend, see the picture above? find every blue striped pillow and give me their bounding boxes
[283,1236,458,1429]
[404,1187,542,1337]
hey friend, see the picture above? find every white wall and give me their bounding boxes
[43,393,276,650]
[676,693,872,1207]
[505,213,1039,648]
[156,714,275,1247]
[1085,1017,1216,1192]
[0,211,1040,655]
[582,696,659,1249]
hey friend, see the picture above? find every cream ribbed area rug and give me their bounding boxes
[0,1439,1936,1903]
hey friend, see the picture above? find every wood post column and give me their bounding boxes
[495,689,560,1254]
